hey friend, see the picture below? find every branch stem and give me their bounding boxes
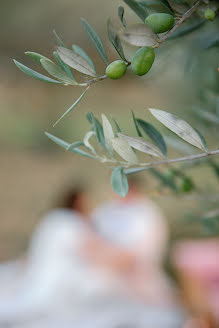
[154,0,201,47]
[124,149,219,175]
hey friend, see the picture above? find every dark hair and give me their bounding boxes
[57,186,84,210]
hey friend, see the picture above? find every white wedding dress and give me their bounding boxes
[0,209,115,324]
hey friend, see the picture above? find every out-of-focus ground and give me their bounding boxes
[0,0,219,261]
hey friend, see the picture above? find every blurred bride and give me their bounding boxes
[0,187,116,323]
[0,181,184,327]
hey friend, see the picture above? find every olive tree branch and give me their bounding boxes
[154,0,201,47]
[78,2,201,87]
[124,148,219,175]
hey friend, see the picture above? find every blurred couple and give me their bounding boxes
[0,177,183,327]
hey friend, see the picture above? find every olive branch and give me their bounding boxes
[46,108,219,196]
[14,0,204,126]
[13,0,219,196]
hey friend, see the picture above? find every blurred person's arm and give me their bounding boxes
[80,233,137,275]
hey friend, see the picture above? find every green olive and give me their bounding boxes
[180,177,194,193]
[204,8,216,21]
[105,60,127,80]
[145,13,175,34]
[131,47,155,76]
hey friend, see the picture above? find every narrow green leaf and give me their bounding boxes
[53,30,66,47]
[25,52,52,64]
[123,0,148,22]
[94,118,108,151]
[194,128,208,152]
[136,118,167,156]
[53,51,76,81]
[112,117,122,133]
[53,87,89,126]
[107,18,126,61]
[45,132,95,159]
[86,112,93,124]
[57,47,97,77]
[72,45,96,73]
[13,60,61,84]
[111,166,129,197]
[45,132,70,150]
[149,108,206,151]
[131,110,142,137]
[81,18,108,65]
[40,58,76,85]
[86,112,106,149]
[118,6,127,28]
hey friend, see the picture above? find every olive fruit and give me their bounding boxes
[131,47,155,76]
[145,13,175,34]
[204,8,216,21]
[180,177,194,193]
[105,60,127,80]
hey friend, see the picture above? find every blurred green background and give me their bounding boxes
[0,0,218,260]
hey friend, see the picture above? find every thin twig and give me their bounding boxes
[154,0,201,47]
[124,149,219,175]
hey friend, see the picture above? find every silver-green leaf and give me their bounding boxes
[111,166,129,197]
[149,108,207,151]
[40,58,76,85]
[119,24,157,47]
[102,114,115,154]
[57,47,97,77]
[118,133,164,158]
[72,45,97,74]
[53,51,76,81]
[112,137,138,164]
[81,18,108,65]
[13,60,61,84]
[25,52,52,64]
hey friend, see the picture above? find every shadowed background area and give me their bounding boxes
[0,0,219,261]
